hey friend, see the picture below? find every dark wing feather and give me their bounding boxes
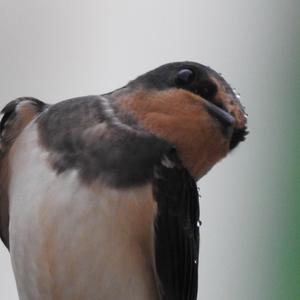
[153,149,200,300]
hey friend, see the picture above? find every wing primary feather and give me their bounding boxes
[153,149,200,300]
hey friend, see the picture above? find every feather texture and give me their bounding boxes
[153,150,200,300]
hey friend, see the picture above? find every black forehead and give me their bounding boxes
[129,61,220,90]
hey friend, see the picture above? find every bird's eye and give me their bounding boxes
[175,69,195,86]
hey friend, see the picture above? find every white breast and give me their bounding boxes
[8,123,160,300]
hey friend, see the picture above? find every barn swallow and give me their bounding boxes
[0,62,247,300]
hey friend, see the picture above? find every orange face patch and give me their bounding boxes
[119,88,231,178]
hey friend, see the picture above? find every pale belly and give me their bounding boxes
[8,126,159,300]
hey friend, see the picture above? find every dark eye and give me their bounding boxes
[175,69,195,86]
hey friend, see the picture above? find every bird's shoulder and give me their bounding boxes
[0,97,46,155]
[37,95,172,187]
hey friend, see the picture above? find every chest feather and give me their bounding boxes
[8,125,159,300]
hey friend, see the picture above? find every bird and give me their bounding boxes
[0,61,247,300]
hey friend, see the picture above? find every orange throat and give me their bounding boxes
[117,88,231,178]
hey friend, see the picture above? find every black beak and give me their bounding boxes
[204,98,248,150]
[205,100,235,127]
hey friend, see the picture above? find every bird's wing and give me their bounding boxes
[0,97,46,249]
[153,150,200,300]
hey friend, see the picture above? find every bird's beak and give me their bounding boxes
[206,78,248,150]
[224,96,248,150]
[205,100,235,128]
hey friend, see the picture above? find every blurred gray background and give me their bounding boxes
[0,0,299,299]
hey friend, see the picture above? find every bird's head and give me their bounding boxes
[113,62,248,179]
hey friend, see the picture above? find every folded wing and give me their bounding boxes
[153,150,200,300]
